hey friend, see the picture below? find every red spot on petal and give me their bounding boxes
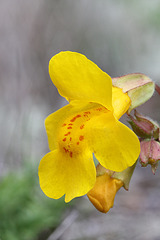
[67,127,72,129]
[70,152,73,158]
[80,124,84,129]
[79,136,84,141]
[62,123,67,127]
[63,138,66,142]
[64,132,71,136]
[70,114,81,122]
[70,137,72,141]
[63,147,69,153]
[77,142,79,145]
[96,107,103,111]
[68,123,73,126]
[83,111,91,117]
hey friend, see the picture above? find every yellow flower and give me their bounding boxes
[38,51,140,203]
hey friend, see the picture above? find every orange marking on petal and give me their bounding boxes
[63,147,69,153]
[62,123,67,127]
[70,152,73,158]
[67,127,72,129]
[68,123,73,126]
[96,107,103,111]
[79,136,84,141]
[64,132,71,136]
[80,124,84,129]
[70,137,72,141]
[77,142,79,145]
[83,111,91,117]
[70,114,81,122]
[63,138,66,142]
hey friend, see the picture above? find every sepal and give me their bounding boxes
[112,73,155,113]
[140,139,160,174]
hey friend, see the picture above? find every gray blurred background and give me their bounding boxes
[0,0,160,239]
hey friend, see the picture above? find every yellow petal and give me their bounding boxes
[38,149,96,202]
[87,173,123,213]
[49,51,112,110]
[112,86,131,119]
[88,111,140,172]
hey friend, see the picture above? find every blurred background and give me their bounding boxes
[0,0,160,239]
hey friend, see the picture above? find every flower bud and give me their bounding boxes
[128,110,159,140]
[87,173,123,213]
[87,163,136,213]
[112,73,155,113]
[140,139,160,174]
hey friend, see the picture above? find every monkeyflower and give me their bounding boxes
[38,51,141,203]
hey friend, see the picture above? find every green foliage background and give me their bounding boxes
[0,164,70,240]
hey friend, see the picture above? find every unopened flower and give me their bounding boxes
[128,110,159,140]
[87,163,136,213]
[87,172,123,213]
[128,110,160,174]
[38,51,140,202]
[140,139,160,174]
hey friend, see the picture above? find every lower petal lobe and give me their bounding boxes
[38,149,96,202]
[87,111,140,172]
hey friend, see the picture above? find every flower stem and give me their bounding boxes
[155,84,160,95]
